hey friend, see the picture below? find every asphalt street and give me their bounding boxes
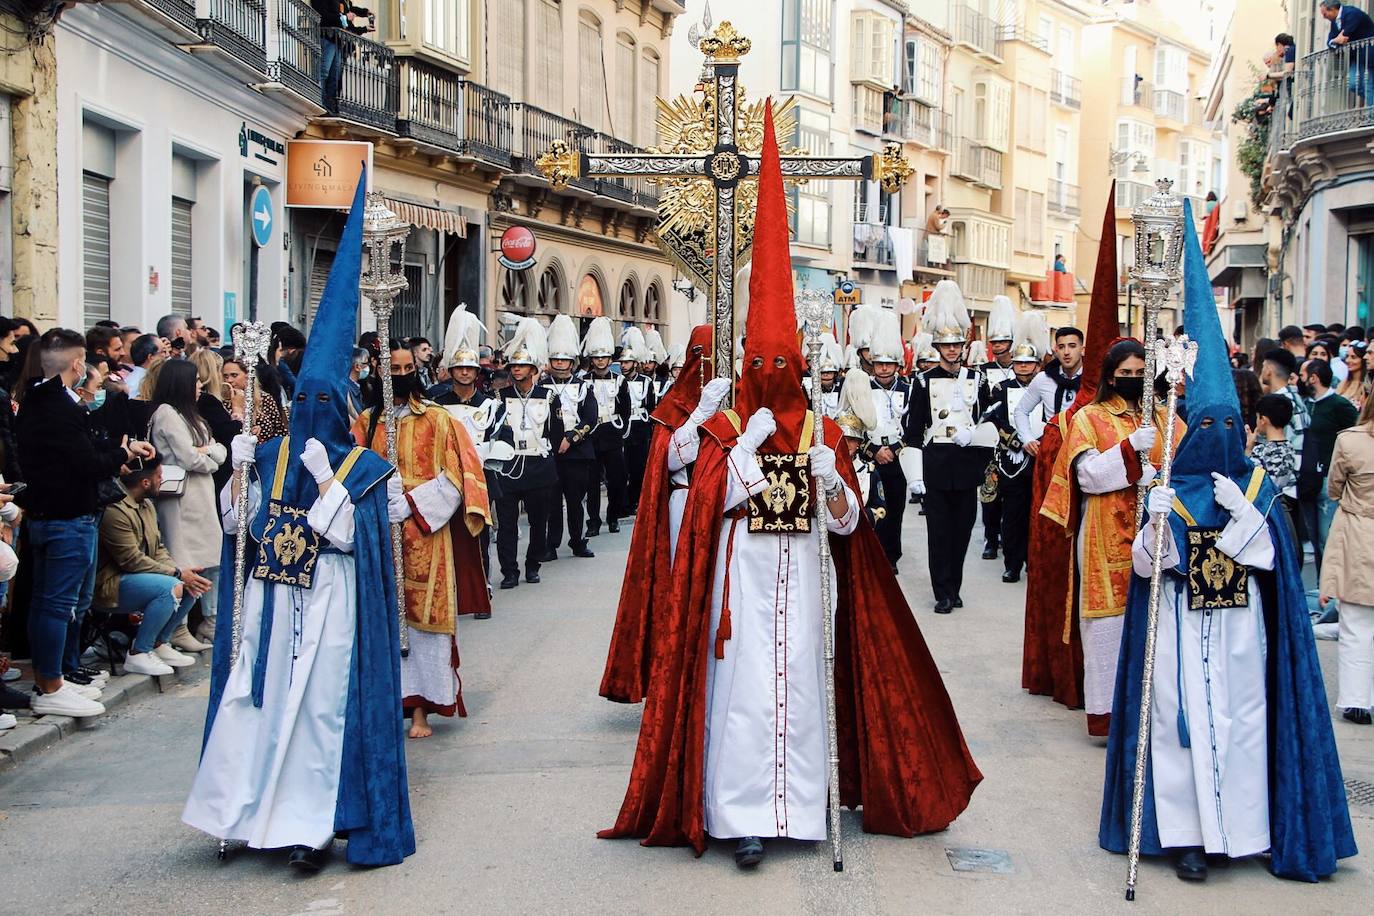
[1,508,1371,916]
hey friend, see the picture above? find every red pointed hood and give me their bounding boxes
[651,324,713,429]
[1070,180,1121,411]
[735,101,808,454]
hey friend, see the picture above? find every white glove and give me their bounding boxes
[689,377,732,425]
[952,425,975,448]
[386,474,412,523]
[230,433,258,470]
[1211,472,1249,518]
[300,437,334,484]
[1146,485,1175,519]
[808,445,840,487]
[737,407,775,452]
[909,478,926,496]
[1127,425,1157,453]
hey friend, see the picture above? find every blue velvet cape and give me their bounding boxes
[1098,473,1356,881]
[202,437,416,866]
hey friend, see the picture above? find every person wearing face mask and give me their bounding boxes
[352,342,490,739]
[148,359,226,655]
[15,328,156,718]
[346,346,370,419]
[1296,357,1358,576]
[1041,338,1184,738]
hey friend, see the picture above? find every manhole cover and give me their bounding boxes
[1347,779,1374,807]
[946,847,1013,874]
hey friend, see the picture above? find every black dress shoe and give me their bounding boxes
[288,844,328,871]
[474,612,492,620]
[573,546,596,558]
[540,549,558,562]
[982,547,998,560]
[608,520,620,533]
[934,598,954,614]
[735,836,764,868]
[1002,570,1020,583]
[953,596,964,608]
[585,523,601,538]
[1173,847,1207,881]
[525,570,541,584]
[1344,707,1373,725]
[499,574,520,590]
[890,563,899,575]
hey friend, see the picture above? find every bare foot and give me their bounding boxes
[408,710,432,739]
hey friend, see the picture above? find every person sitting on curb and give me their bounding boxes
[95,451,212,677]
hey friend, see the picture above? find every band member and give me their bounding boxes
[434,308,509,615]
[643,328,671,402]
[913,331,938,373]
[847,303,880,374]
[981,313,1050,584]
[976,295,1017,560]
[493,319,564,590]
[803,332,846,419]
[582,317,631,536]
[861,309,919,572]
[835,367,884,525]
[543,315,598,560]
[620,327,658,512]
[908,280,993,614]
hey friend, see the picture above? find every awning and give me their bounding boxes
[384,197,468,237]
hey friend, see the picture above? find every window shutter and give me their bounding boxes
[531,1,561,110]
[639,53,660,147]
[306,249,335,331]
[614,36,635,141]
[578,16,607,131]
[171,197,193,318]
[487,0,524,99]
[82,172,112,328]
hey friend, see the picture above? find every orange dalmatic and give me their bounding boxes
[352,400,490,635]
[1040,395,1184,636]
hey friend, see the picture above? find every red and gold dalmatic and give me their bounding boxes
[352,401,490,637]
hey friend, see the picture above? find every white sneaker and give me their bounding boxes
[153,644,195,668]
[170,625,212,653]
[71,683,102,700]
[2,667,20,682]
[31,683,105,718]
[123,651,174,677]
[0,712,16,731]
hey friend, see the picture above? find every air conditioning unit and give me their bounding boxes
[1232,198,1248,222]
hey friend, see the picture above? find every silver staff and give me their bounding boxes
[1127,180,1185,523]
[229,321,270,665]
[1124,334,1197,901]
[797,288,843,872]
[361,192,412,656]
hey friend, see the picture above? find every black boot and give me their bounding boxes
[287,844,329,871]
[608,519,620,533]
[572,545,596,558]
[734,836,764,868]
[1344,707,1372,725]
[499,574,520,590]
[1002,568,1020,583]
[585,522,601,538]
[525,568,541,584]
[1173,847,1207,881]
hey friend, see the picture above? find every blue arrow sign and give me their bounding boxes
[250,185,273,248]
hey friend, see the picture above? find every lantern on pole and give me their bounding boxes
[359,191,411,655]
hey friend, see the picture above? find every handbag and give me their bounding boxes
[157,464,187,498]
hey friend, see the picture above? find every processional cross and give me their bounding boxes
[537,21,914,384]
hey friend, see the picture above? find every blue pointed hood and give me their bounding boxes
[1169,198,1254,529]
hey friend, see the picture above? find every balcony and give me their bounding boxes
[117,0,200,40]
[1115,179,1152,209]
[913,228,954,274]
[997,24,1048,53]
[953,138,1003,189]
[323,28,397,133]
[395,60,513,169]
[852,84,886,135]
[194,0,267,75]
[1153,88,1186,123]
[1121,77,1152,109]
[268,0,321,107]
[954,4,1003,60]
[1050,70,1081,109]
[954,263,1007,303]
[1048,179,1080,217]
[1287,38,1374,145]
[1029,269,1076,305]
[898,101,953,152]
[853,222,895,269]
[509,105,657,210]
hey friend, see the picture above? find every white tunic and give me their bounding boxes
[1133,500,1274,856]
[183,480,358,851]
[666,421,701,560]
[703,447,859,841]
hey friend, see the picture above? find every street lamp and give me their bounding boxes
[359,191,411,655]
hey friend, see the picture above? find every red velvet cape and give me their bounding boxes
[1020,415,1084,708]
[599,419,675,703]
[598,417,982,853]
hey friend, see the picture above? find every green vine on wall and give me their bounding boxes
[1232,77,1272,210]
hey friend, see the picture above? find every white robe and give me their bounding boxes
[396,470,464,711]
[1132,499,1274,856]
[183,480,358,851]
[703,447,859,841]
[666,421,701,561]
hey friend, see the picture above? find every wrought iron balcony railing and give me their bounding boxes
[509,105,657,207]
[1050,70,1081,109]
[955,5,1003,59]
[323,28,396,132]
[196,0,267,73]
[1048,179,1080,216]
[395,62,515,168]
[143,0,198,32]
[997,24,1048,53]
[1121,77,1152,108]
[269,0,321,105]
[1289,37,1374,145]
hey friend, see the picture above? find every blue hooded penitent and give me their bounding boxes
[203,167,415,866]
[1099,200,1356,881]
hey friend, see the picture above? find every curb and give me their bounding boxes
[0,649,210,775]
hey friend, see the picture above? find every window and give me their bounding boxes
[578,12,607,132]
[614,34,636,141]
[974,75,1011,151]
[781,0,831,98]
[424,0,470,60]
[486,0,524,99]
[1057,26,1074,69]
[500,268,531,314]
[1178,139,1209,197]
[903,36,941,106]
[1038,15,1054,55]
[1115,118,1155,176]
[1154,44,1188,93]
[643,282,663,324]
[618,278,638,322]
[1015,84,1047,152]
[955,217,1010,268]
[851,84,884,134]
[640,50,660,147]
[1013,189,1044,254]
[537,263,563,313]
[531,0,562,110]
[849,12,895,85]
[791,109,831,247]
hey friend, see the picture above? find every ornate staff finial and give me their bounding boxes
[698,21,751,63]
[536,139,581,190]
[873,144,915,195]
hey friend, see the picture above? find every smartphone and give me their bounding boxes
[126,456,144,473]
[1,482,26,496]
